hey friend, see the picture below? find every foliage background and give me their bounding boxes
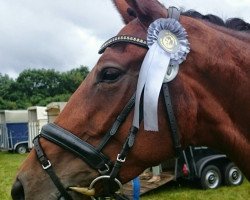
[0,66,89,109]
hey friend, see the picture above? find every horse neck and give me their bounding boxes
[185,18,250,135]
[178,17,250,179]
[209,22,250,43]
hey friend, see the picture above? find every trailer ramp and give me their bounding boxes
[123,171,175,199]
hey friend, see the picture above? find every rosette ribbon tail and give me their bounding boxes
[133,43,171,131]
[132,42,158,130]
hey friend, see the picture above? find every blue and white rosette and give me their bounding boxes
[133,18,190,131]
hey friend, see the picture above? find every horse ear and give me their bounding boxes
[125,0,167,27]
[112,0,137,24]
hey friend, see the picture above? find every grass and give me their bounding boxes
[141,179,250,200]
[0,151,249,200]
[0,151,27,200]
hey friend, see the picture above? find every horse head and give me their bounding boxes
[11,0,250,200]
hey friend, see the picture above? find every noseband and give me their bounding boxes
[34,7,182,200]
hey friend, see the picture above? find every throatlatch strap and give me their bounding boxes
[33,136,73,200]
[162,84,182,157]
[163,6,182,157]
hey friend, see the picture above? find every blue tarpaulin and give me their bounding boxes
[6,123,28,149]
[132,177,140,200]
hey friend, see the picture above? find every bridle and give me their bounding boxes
[33,7,182,200]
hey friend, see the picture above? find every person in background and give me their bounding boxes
[147,165,162,183]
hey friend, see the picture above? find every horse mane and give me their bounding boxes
[182,10,250,32]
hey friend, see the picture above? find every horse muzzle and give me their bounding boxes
[11,179,25,200]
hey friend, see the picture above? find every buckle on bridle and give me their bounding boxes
[116,154,126,163]
[42,160,51,170]
[98,164,110,175]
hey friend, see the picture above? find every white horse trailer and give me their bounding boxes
[28,106,48,149]
[0,110,28,154]
[46,102,67,123]
[0,113,8,149]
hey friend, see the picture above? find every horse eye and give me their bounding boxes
[98,67,123,83]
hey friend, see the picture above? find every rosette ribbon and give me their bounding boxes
[132,18,190,131]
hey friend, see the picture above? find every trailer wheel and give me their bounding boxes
[16,144,27,154]
[224,163,244,186]
[200,165,221,189]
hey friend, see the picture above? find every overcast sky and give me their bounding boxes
[0,0,249,78]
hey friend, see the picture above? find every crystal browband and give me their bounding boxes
[98,35,148,54]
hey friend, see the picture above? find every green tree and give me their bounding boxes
[60,65,89,93]
[1,66,89,109]
[0,73,14,99]
[0,97,17,109]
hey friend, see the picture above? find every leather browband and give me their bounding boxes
[40,123,111,171]
[98,35,148,54]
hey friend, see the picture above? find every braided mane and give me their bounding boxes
[183,10,250,32]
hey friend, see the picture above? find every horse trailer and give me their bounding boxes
[27,103,67,149]
[0,110,28,154]
[46,102,67,123]
[123,146,244,199]
[28,106,48,149]
[176,146,244,189]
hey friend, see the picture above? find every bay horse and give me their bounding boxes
[11,0,250,200]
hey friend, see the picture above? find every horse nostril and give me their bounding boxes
[11,179,25,200]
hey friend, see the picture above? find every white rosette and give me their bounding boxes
[147,18,190,65]
[133,18,190,131]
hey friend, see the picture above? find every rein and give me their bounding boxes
[33,7,182,200]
